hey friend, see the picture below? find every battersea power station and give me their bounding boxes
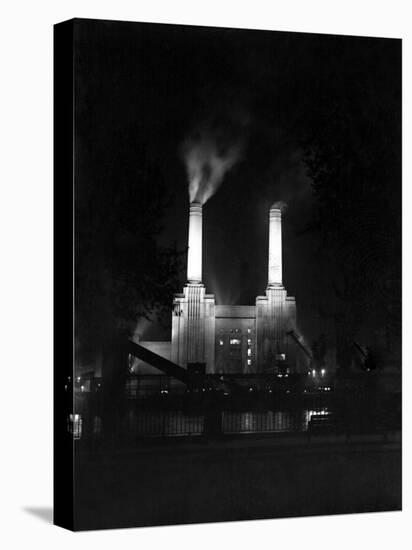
[132,202,308,378]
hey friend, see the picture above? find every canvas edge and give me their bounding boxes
[53,18,76,532]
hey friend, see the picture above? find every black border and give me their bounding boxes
[53,18,75,531]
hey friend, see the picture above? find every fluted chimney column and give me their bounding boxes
[187,202,202,284]
[268,205,282,287]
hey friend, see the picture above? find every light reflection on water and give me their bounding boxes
[223,408,330,434]
[126,408,330,436]
[79,408,330,438]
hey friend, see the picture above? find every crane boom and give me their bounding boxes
[286,330,312,359]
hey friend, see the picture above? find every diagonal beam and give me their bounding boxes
[127,340,189,383]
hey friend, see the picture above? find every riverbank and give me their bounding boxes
[74,432,401,530]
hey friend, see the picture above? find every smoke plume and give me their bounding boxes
[181,125,244,205]
[271,200,288,212]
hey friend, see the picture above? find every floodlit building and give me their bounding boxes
[135,201,304,376]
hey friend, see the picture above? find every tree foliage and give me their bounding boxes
[75,129,183,366]
[299,38,401,364]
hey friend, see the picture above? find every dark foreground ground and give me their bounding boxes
[74,433,401,530]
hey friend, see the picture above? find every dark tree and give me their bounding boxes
[299,37,401,368]
[75,128,183,379]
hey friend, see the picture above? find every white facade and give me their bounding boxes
[268,206,283,287]
[139,202,303,375]
[171,284,216,370]
[255,288,297,373]
[187,203,203,283]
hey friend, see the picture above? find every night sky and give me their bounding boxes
[74,19,401,343]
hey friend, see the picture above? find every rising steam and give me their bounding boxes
[271,200,288,212]
[181,126,244,205]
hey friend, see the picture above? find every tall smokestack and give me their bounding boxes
[268,205,283,287]
[187,202,202,284]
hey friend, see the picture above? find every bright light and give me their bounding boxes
[268,206,282,286]
[230,338,241,345]
[69,414,82,439]
[247,339,252,345]
[187,203,202,283]
[80,385,85,392]
[77,376,81,382]
[312,369,316,377]
[219,339,224,345]
[321,368,326,376]
[247,359,252,365]
[247,348,251,356]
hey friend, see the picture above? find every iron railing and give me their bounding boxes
[71,408,331,440]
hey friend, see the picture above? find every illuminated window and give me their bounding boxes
[219,339,224,346]
[247,339,252,345]
[247,359,252,366]
[230,338,241,345]
[247,348,251,356]
[247,328,251,334]
[276,353,286,361]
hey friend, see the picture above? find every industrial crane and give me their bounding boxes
[352,341,377,372]
[127,340,242,393]
[286,330,313,361]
